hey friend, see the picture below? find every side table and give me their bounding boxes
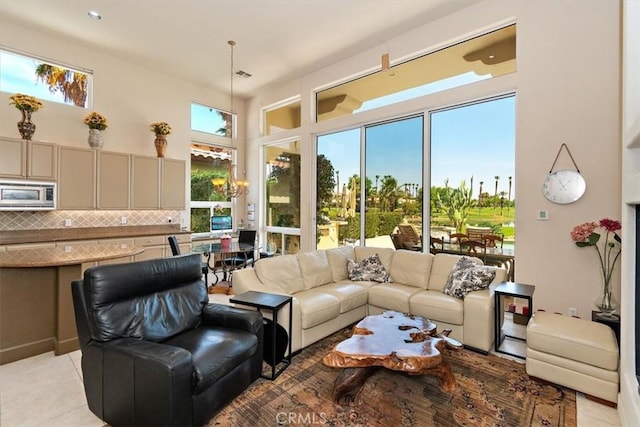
[592,310,620,344]
[230,291,293,380]
[494,281,535,359]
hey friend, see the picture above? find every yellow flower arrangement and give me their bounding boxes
[84,112,108,130]
[9,93,43,112]
[150,122,172,135]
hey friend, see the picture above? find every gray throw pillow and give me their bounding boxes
[347,254,391,283]
[442,256,496,299]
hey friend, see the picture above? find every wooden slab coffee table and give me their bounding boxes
[322,311,462,404]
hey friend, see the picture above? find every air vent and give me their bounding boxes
[235,70,252,78]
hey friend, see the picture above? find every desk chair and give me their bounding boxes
[168,235,209,287]
[224,230,257,269]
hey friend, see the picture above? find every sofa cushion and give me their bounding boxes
[409,290,464,325]
[367,283,423,313]
[326,246,356,282]
[389,250,434,289]
[297,250,333,290]
[355,246,394,271]
[428,253,482,292]
[442,256,496,299]
[320,282,370,313]
[347,254,391,283]
[294,289,341,329]
[164,326,259,394]
[254,255,304,294]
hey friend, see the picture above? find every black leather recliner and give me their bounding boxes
[72,254,263,426]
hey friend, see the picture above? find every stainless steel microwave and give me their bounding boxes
[0,180,56,210]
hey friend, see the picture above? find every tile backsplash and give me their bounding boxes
[0,210,183,231]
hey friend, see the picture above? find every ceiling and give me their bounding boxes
[0,0,479,98]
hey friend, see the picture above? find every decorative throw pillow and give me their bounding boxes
[442,256,496,299]
[347,254,391,283]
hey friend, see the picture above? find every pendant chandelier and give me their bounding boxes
[211,40,249,198]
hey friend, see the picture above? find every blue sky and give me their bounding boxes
[318,95,515,198]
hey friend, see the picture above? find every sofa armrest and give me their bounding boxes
[463,288,495,352]
[83,338,194,426]
[232,267,289,295]
[202,303,264,336]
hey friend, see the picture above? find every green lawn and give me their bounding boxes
[432,206,515,239]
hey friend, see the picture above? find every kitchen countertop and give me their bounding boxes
[0,244,145,267]
[0,225,190,245]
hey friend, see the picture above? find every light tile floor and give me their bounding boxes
[0,296,620,426]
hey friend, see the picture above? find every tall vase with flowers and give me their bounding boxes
[84,112,108,149]
[150,121,172,158]
[570,218,621,318]
[9,93,43,140]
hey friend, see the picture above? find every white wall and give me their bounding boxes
[0,18,248,227]
[620,0,640,423]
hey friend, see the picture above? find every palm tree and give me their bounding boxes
[493,176,500,213]
[35,64,88,107]
[478,181,484,213]
[507,176,513,213]
[379,175,399,212]
[499,191,507,215]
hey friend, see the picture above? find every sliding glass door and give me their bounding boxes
[316,116,424,249]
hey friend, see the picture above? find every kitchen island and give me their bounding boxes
[0,244,144,364]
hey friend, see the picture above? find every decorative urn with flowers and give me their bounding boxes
[150,122,172,158]
[84,112,108,149]
[570,218,621,317]
[9,93,43,140]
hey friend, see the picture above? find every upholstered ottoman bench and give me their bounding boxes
[525,311,619,405]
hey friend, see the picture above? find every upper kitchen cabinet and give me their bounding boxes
[0,137,57,180]
[131,155,160,209]
[57,146,96,209]
[97,151,130,209]
[161,158,186,209]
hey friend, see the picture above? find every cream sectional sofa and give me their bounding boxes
[232,246,507,354]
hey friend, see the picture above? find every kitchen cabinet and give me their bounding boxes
[161,158,186,209]
[97,151,130,209]
[0,138,56,180]
[57,146,96,209]
[131,155,160,209]
[133,235,167,261]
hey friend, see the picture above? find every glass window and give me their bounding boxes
[264,98,301,135]
[190,143,235,234]
[191,102,233,137]
[316,24,515,122]
[316,117,423,250]
[265,140,301,228]
[430,95,516,246]
[1,49,92,108]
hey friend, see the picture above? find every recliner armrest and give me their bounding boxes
[86,338,194,426]
[202,303,263,335]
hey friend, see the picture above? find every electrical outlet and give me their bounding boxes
[569,307,578,317]
[64,219,72,227]
[120,216,127,225]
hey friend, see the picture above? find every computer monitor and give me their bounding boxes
[211,215,232,231]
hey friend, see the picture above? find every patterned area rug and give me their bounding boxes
[209,327,576,426]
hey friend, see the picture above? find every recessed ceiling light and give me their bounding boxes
[488,54,495,59]
[88,11,102,20]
